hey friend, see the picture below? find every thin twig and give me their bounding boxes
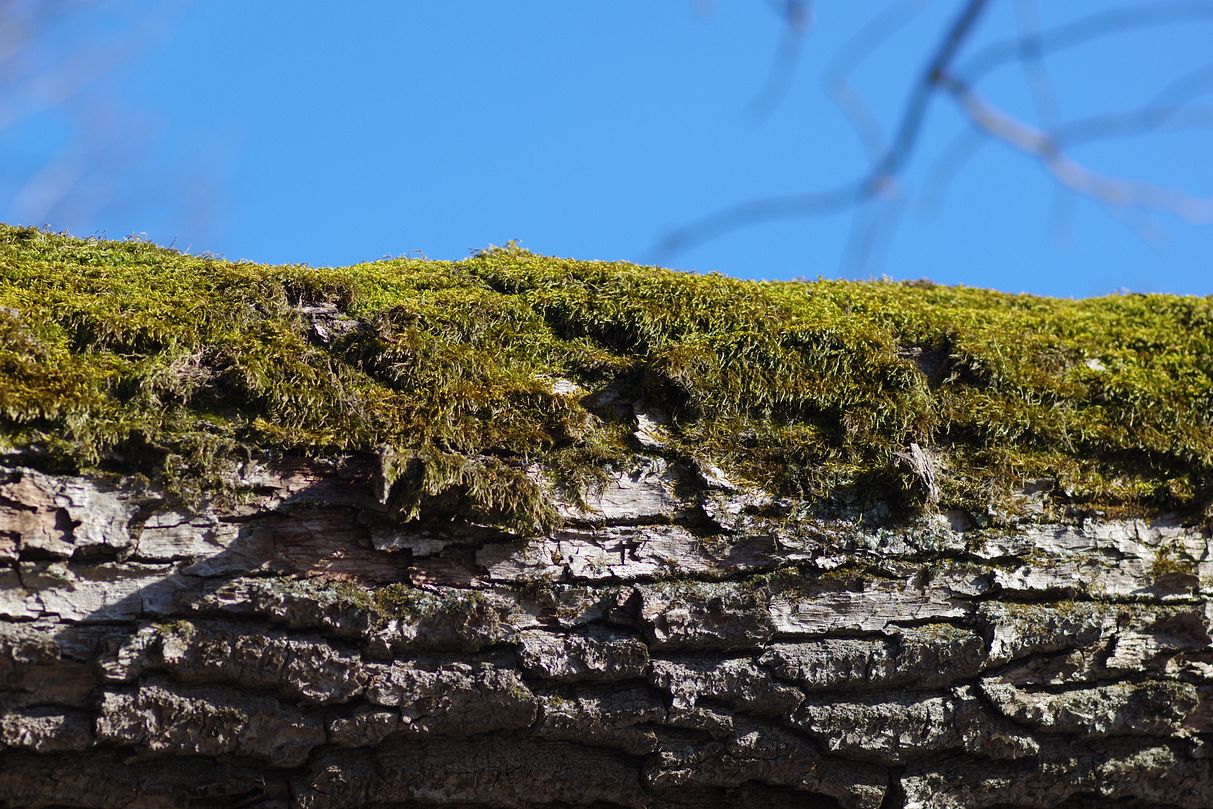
[747,0,812,119]
[840,190,908,280]
[1057,105,1213,145]
[1014,0,1069,240]
[1055,60,1213,145]
[1014,0,1060,126]
[823,0,930,160]
[925,58,1213,216]
[920,129,985,215]
[961,0,1213,82]
[935,70,1213,223]
[651,0,991,261]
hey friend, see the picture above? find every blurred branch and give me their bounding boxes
[920,128,985,214]
[1013,0,1072,241]
[925,58,1213,218]
[961,0,1213,82]
[0,0,208,239]
[823,0,929,160]
[935,69,1213,223]
[1057,60,1213,145]
[652,0,990,261]
[825,0,929,277]
[1013,0,1059,127]
[8,134,88,225]
[656,0,1213,269]
[747,0,812,119]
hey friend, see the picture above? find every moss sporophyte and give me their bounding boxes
[1,225,1210,530]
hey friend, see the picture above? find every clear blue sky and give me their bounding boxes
[5,1,1212,296]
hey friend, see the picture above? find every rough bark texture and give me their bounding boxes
[2,454,1212,809]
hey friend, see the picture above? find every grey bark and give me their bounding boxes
[1,454,1211,808]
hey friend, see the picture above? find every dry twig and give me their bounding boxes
[656,0,1213,270]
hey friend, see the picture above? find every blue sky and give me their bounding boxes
[5,1,1212,296]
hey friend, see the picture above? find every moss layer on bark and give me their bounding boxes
[1,225,1210,527]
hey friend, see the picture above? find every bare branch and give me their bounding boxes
[961,1,1213,83]
[657,1,1213,273]
[870,0,990,181]
[823,0,930,160]
[1054,61,1213,145]
[1014,0,1068,246]
[1013,0,1060,127]
[0,1,207,237]
[935,70,1213,223]
[648,182,867,262]
[8,144,88,226]
[652,0,991,261]
[925,58,1213,223]
[747,0,812,119]
[1057,105,1213,146]
[839,191,909,279]
[920,129,986,214]
[1148,61,1213,107]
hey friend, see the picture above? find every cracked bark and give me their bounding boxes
[1,457,1212,809]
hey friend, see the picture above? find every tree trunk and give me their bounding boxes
[1,455,1211,809]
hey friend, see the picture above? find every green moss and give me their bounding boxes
[369,582,434,619]
[1,225,1211,527]
[276,576,496,628]
[907,622,973,641]
[369,582,491,623]
[326,579,378,613]
[153,619,197,641]
[1150,544,1197,580]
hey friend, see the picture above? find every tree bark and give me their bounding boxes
[1,455,1211,809]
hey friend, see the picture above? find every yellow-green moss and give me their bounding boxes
[368,582,496,630]
[1,225,1211,528]
[153,618,197,641]
[1150,544,1197,580]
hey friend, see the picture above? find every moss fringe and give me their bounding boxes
[1,226,1210,529]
